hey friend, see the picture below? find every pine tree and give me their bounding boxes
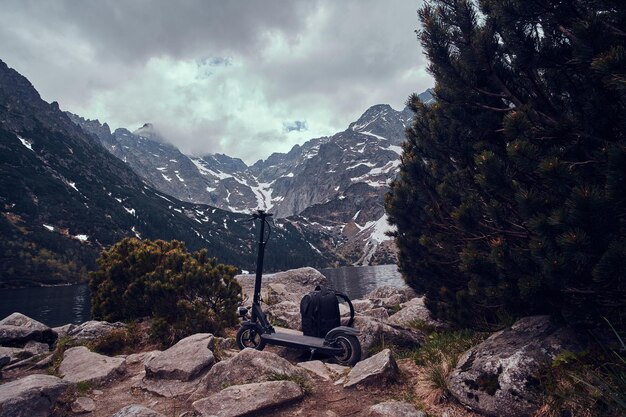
[386,0,626,329]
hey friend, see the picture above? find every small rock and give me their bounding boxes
[387,297,443,329]
[125,350,161,366]
[24,340,50,356]
[66,320,126,343]
[365,286,416,302]
[110,405,165,417]
[192,380,304,417]
[0,312,57,347]
[52,323,76,337]
[32,353,54,369]
[367,401,426,417]
[145,333,215,381]
[92,390,103,395]
[353,316,423,357]
[71,396,96,414]
[59,346,126,384]
[297,360,335,380]
[344,349,399,388]
[0,374,70,417]
[134,377,204,398]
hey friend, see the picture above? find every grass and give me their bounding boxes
[268,372,313,396]
[536,320,626,417]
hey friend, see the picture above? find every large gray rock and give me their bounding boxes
[196,348,309,395]
[135,334,216,398]
[265,301,301,330]
[0,313,57,347]
[365,286,417,304]
[367,401,426,417]
[59,346,126,384]
[192,380,304,417]
[145,333,215,381]
[66,320,126,343]
[0,374,71,417]
[354,315,423,356]
[344,348,399,388]
[110,405,165,417]
[448,315,585,417]
[236,267,327,304]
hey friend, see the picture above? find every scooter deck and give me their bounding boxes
[261,331,330,350]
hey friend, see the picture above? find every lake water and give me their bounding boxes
[0,264,405,327]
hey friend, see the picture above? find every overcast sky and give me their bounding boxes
[1,0,431,164]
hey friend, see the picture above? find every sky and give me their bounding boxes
[0,0,431,164]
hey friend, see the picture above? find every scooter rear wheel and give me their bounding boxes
[332,334,361,366]
[236,325,266,350]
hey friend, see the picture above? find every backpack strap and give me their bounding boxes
[334,291,355,328]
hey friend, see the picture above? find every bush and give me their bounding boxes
[90,238,241,345]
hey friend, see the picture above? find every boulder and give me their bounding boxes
[51,323,76,338]
[266,301,301,330]
[448,315,585,417]
[71,396,96,414]
[192,380,304,417]
[145,333,215,381]
[23,340,50,356]
[236,267,328,304]
[196,348,309,395]
[110,405,165,417]
[353,316,423,356]
[0,313,57,347]
[59,346,126,384]
[125,350,161,366]
[66,320,126,343]
[344,349,399,388]
[367,401,426,417]
[0,374,71,417]
[387,297,443,329]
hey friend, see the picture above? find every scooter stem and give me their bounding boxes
[252,210,268,306]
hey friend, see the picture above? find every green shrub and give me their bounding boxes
[90,238,241,346]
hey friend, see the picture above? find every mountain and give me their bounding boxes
[68,93,429,265]
[0,60,338,287]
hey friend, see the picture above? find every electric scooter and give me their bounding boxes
[235,210,362,366]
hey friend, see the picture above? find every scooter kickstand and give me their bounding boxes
[308,348,316,361]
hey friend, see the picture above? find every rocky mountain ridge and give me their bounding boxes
[0,59,337,286]
[68,89,434,265]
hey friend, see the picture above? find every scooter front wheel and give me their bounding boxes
[332,334,361,366]
[236,325,266,351]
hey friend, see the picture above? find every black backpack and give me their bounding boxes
[300,285,355,338]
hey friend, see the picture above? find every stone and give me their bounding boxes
[59,346,126,384]
[361,307,389,321]
[367,401,426,417]
[0,313,57,347]
[71,396,96,414]
[24,340,50,356]
[125,350,161,365]
[344,349,399,388]
[448,315,585,417]
[134,377,203,398]
[66,320,126,343]
[195,348,309,395]
[192,380,304,417]
[365,286,416,302]
[236,267,328,304]
[297,360,349,381]
[145,333,215,381]
[387,297,444,329]
[110,405,165,417]
[52,323,76,338]
[266,301,301,330]
[353,315,423,357]
[0,374,71,417]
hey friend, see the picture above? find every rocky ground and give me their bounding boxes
[0,268,585,417]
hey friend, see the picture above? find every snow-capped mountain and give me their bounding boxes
[0,60,338,287]
[69,90,433,265]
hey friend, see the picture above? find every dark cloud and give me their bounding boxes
[0,0,432,163]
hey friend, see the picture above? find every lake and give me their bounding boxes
[0,264,405,327]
